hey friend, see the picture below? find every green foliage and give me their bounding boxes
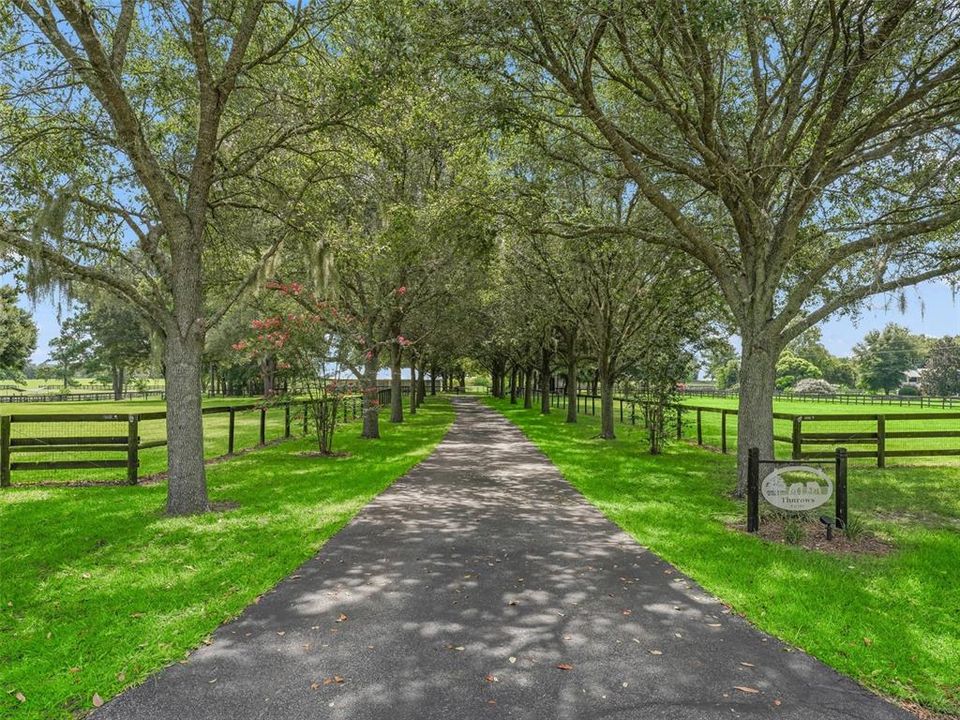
[0,286,37,380]
[843,514,866,542]
[783,518,804,545]
[922,337,960,396]
[854,324,925,394]
[714,357,739,389]
[775,352,822,390]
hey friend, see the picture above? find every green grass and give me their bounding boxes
[676,395,960,467]
[2,396,371,485]
[482,396,960,715]
[0,397,454,719]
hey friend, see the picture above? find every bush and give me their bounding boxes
[792,378,836,394]
[898,383,921,396]
[783,518,804,545]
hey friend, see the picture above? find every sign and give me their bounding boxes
[761,465,833,511]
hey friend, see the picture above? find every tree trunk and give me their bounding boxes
[163,331,209,515]
[112,365,123,400]
[540,346,552,414]
[735,342,778,496]
[430,365,437,396]
[459,371,466,392]
[390,345,403,423]
[523,366,534,409]
[417,361,426,406]
[566,358,578,424]
[361,351,380,439]
[590,370,599,396]
[509,366,518,404]
[599,364,616,439]
[409,355,418,415]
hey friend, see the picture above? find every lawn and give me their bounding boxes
[2,396,371,485]
[562,392,959,467]
[0,397,454,719]
[482,396,960,716]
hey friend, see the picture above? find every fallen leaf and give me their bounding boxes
[740,662,755,667]
[648,650,663,656]
[734,686,760,694]
[622,609,632,616]
[15,692,25,703]
[69,667,80,674]
[116,672,126,682]
[276,631,285,636]
[310,682,320,690]
[323,675,345,685]
[92,693,104,707]
[555,663,573,671]
[130,612,144,618]
[484,674,498,683]
[487,700,497,705]
[336,613,348,623]
[773,699,782,706]
[81,572,91,579]
[508,656,517,664]
[508,600,519,606]
[863,637,873,646]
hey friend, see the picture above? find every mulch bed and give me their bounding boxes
[731,519,893,556]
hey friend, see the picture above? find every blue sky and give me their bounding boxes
[5,277,958,362]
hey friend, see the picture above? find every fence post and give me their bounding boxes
[696,409,702,445]
[259,407,266,445]
[747,447,759,533]
[791,417,802,460]
[1,416,11,488]
[877,415,886,468]
[285,403,291,438]
[835,447,848,529]
[228,407,236,454]
[127,415,139,485]
[721,410,727,454]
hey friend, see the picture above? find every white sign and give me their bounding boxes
[761,465,833,511]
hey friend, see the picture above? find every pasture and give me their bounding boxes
[0,396,369,485]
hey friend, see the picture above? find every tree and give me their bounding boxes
[787,329,856,387]
[854,324,924,394]
[922,337,960,396]
[3,0,366,514]
[775,352,822,390]
[0,286,37,380]
[48,316,92,388]
[458,0,960,493]
[77,297,153,399]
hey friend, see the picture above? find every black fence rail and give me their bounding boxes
[0,388,393,487]
[678,386,959,408]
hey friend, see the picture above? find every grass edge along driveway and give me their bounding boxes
[481,396,960,717]
[0,398,455,720]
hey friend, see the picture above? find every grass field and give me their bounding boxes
[564,393,960,467]
[678,395,960,466]
[0,396,454,719]
[482,395,960,716]
[2,396,371,485]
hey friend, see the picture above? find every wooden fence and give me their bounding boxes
[678,386,959,408]
[0,389,392,487]
[514,387,960,467]
[0,389,168,404]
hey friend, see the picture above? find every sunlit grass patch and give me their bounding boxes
[0,397,454,719]
[483,396,960,716]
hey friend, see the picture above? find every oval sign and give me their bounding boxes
[761,465,833,511]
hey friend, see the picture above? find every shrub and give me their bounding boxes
[898,383,921,396]
[843,514,866,541]
[783,518,804,545]
[792,378,836,394]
